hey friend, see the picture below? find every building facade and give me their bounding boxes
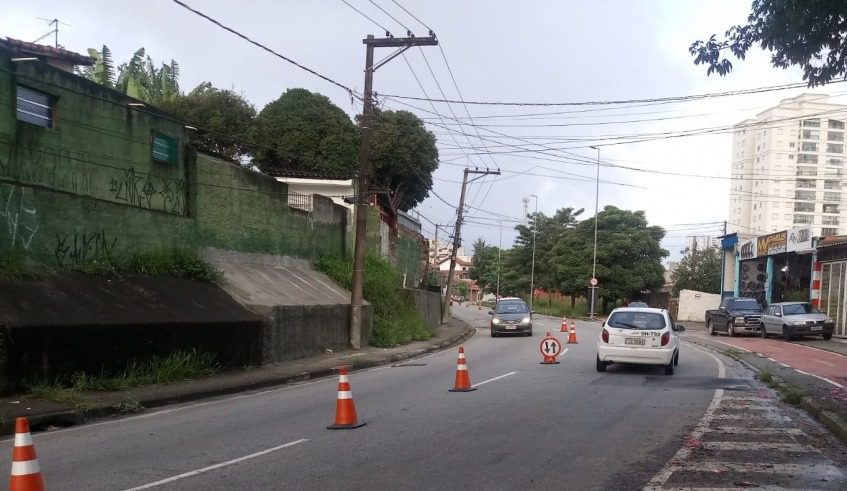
[684,235,720,252]
[728,93,847,238]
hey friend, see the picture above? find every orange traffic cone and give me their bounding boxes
[449,346,477,392]
[327,367,366,429]
[8,417,45,491]
[567,322,578,344]
[560,317,568,332]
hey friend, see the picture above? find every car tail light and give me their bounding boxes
[601,328,609,343]
[661,332,670,346]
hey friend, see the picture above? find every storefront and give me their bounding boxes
[736,227,815,307]
[816,236,847,338]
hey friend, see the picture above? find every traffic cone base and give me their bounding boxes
[9,417,45,491]
[449,346,477,392]
[327,368,366,430]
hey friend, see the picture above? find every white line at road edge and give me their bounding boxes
[794,369,846,389]
[122,439,309,490]
[472,372,517,388]
[643,343,726,490]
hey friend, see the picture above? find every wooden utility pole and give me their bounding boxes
[350,33,438,349]
[441,167,500,323]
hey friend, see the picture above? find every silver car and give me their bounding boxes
[760,302,835,341]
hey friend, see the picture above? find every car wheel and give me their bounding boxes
[526,328,533,337]
[490,329,497,338]
[707,319,716,336]
[760,323,768,338]
[823,332,833,340]
[727,321,735,337]
[664,360,674,375]
[782,325,792,342]
[673,350,679,366]
[596,355,607,372]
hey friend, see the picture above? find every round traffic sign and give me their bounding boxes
[590,277,598,286]
[539,336,563,358]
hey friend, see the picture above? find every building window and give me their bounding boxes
[151,133,178,164]
[822,227,839,236]
[796,179,816,189]
[797,154,818,164]
[828,158,844,166]
[823,204,840,214]
[825,180,841,190]
[795,190,816,201]
[829,120,845,130]
[794,214,814,224]
[801,129,819,140]
[827,143,843,154]
[803,119,821,128]
[16,86,54,128]
[823,216,840,226]
[796,167,817,177]
[824,192,841,202]
[828,131,843,142]
[789,154,794,159]
[794,202,815,212]
[801,142,818,152]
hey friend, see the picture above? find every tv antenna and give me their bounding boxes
[32,18,71,48]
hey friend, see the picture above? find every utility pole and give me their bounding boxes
[529,194,538,310]
[350,33,438,349]
[496,220,502,299]
[442,167,500,323]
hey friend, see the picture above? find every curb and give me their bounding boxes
[686,337,847,445]
[2,323,477,437]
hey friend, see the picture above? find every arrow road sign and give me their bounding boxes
[539,336,562,358]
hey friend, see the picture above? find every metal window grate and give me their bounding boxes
[16,86,53,128]
[152,133,178,164]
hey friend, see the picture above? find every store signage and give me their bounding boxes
[738,239,757,259]
[786,226,813,252]
[757,231,787,256]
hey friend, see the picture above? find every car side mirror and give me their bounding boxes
[675,325,686,332]
[719,306,726,311]
[488,310,494,315]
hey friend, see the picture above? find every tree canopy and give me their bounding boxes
[156,82,256,162]
[690,0,847,86]
[252,88,358,174]
[369,109,439,212]
[77,46,179,101]
[469,238,501,294]
[671,246,722,295]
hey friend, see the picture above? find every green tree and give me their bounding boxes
[469,238,501,293]
[690,0,847,86]
[157,82,256,162]
[252,88,358,173]
[550,206,667,312]
[671,246,722,295]
[115,48,180,103]
[369,109,439,213]
[76,45,115,87]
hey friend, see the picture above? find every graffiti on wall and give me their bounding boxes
[0,141,92,195]
[54,231,118,267]
[0,184,39,250]
[110,167,185,215]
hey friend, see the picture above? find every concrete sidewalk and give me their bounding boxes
[681,321,847,444]
[0,317,476,437]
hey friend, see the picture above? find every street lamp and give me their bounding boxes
[496,220,502,300]
[529,194,538,311]
[589,146,600,320]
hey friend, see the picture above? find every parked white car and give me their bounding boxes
[596,307,685,375]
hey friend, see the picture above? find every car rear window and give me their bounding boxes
[607,311,667,330]
[494,301,529,314]
[727,298,762,310]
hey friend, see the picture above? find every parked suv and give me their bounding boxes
[489,297,533,337]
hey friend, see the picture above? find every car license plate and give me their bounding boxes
[625,338,645,345]
[506,326,516,330]
[811,326,822,331]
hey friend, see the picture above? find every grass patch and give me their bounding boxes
[315,254,433,347]
[775,384,805,405]
[757,370,774,384]
[26,349,221,404]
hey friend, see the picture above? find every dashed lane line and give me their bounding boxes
[699,441,819,452]
[669,461,842,477]
[471,371,518,388]
[705,426,804,435]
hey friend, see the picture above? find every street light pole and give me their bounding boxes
[529,194,538,311]
[589,146,600,320]
[496,219,502,300]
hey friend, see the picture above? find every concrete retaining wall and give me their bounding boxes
[403,289,442,329]
[262,304,372,362]
[678,289,722,322]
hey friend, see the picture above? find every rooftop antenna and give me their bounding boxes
[33,18,71,48]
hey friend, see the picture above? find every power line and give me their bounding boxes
[390,0,434,32]
[367,0,412,32]
[171,0,356,96]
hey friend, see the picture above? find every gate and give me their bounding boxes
[820,261,847,337]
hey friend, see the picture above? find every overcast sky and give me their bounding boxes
[4,1,842,262]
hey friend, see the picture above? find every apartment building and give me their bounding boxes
[684,235,720,251]
[728,93,847,238]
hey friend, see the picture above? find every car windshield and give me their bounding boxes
[727,298,762,310]
[607,311,666,330]
[782,303,821,315]
[494,301,529,314]
[629,302,648,307]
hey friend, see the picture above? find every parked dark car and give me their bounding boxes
[705,297,764,337]
[760,302,834,341]
[489,297,533,337]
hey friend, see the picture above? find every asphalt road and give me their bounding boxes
[1,309,845,490]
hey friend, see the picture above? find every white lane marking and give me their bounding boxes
[669,461,841,476]
[684,342,726,379]
[471,371,517,388]
[789,342,847,359]
[122,439,309,490]
[715,413,792,422]
[767,357,777,362]
[703,338,751,353]
[705,426,803,435]
[792,369,847,389]
[560,348,569,356]
[700,441,819,452]
[812,359,836,367]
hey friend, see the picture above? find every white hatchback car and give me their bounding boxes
[596,307,685,375]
